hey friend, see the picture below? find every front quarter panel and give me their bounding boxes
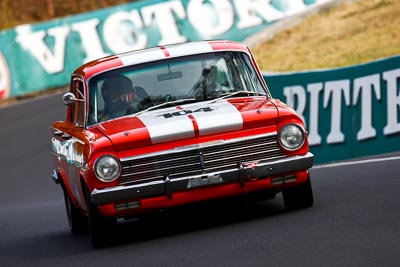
[51,122,88,209]
[51,121,118,211]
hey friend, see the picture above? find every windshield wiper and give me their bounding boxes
[133,98,197,116]
[208,91,268,103]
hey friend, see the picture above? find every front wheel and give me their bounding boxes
[85,187,116,248]
[62,187,87,235]
[282,176,314,210]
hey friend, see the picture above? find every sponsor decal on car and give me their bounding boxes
[51,138,84,166]
[155,107,215,119]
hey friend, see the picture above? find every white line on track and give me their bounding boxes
[313,155,400,169]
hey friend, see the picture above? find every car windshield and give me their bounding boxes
[88,51,268,125]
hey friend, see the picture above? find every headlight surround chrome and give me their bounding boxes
[94,155,121,182]
[278,123,305,151]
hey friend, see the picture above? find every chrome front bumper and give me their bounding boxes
[91,152,314,206]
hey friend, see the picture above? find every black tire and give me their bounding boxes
[282,176,314,210]
[62,187,88,235]
[85,186,116,248]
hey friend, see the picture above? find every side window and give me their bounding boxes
[69,78,85,126]
[68,80,75,123]
[75,80,85,126]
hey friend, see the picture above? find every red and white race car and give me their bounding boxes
[51,40,314,247]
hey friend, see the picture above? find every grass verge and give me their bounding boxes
[252,0,400,71]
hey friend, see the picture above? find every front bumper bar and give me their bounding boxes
[91,152,314,206]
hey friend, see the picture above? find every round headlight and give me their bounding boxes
[94,155,121,182]
[278,124,305,151]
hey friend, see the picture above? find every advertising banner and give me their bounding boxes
[264,55,400,163]
[0,0,331,99]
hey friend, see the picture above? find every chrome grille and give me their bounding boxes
[119,133,285,185]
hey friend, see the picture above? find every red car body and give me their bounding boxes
[51,40,313,247]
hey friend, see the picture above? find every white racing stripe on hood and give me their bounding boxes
[138,111,195,144]
[191,101,243,136]
[137,101,243,144]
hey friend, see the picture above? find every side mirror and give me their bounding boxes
[62,92,76,106]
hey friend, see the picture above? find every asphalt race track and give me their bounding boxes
[1,93,399,266]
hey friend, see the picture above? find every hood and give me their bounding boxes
[96,97,278,151]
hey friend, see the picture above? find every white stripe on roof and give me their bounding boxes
[167,41,213,57]
[119,48,165,66]
[118,42,214,66]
